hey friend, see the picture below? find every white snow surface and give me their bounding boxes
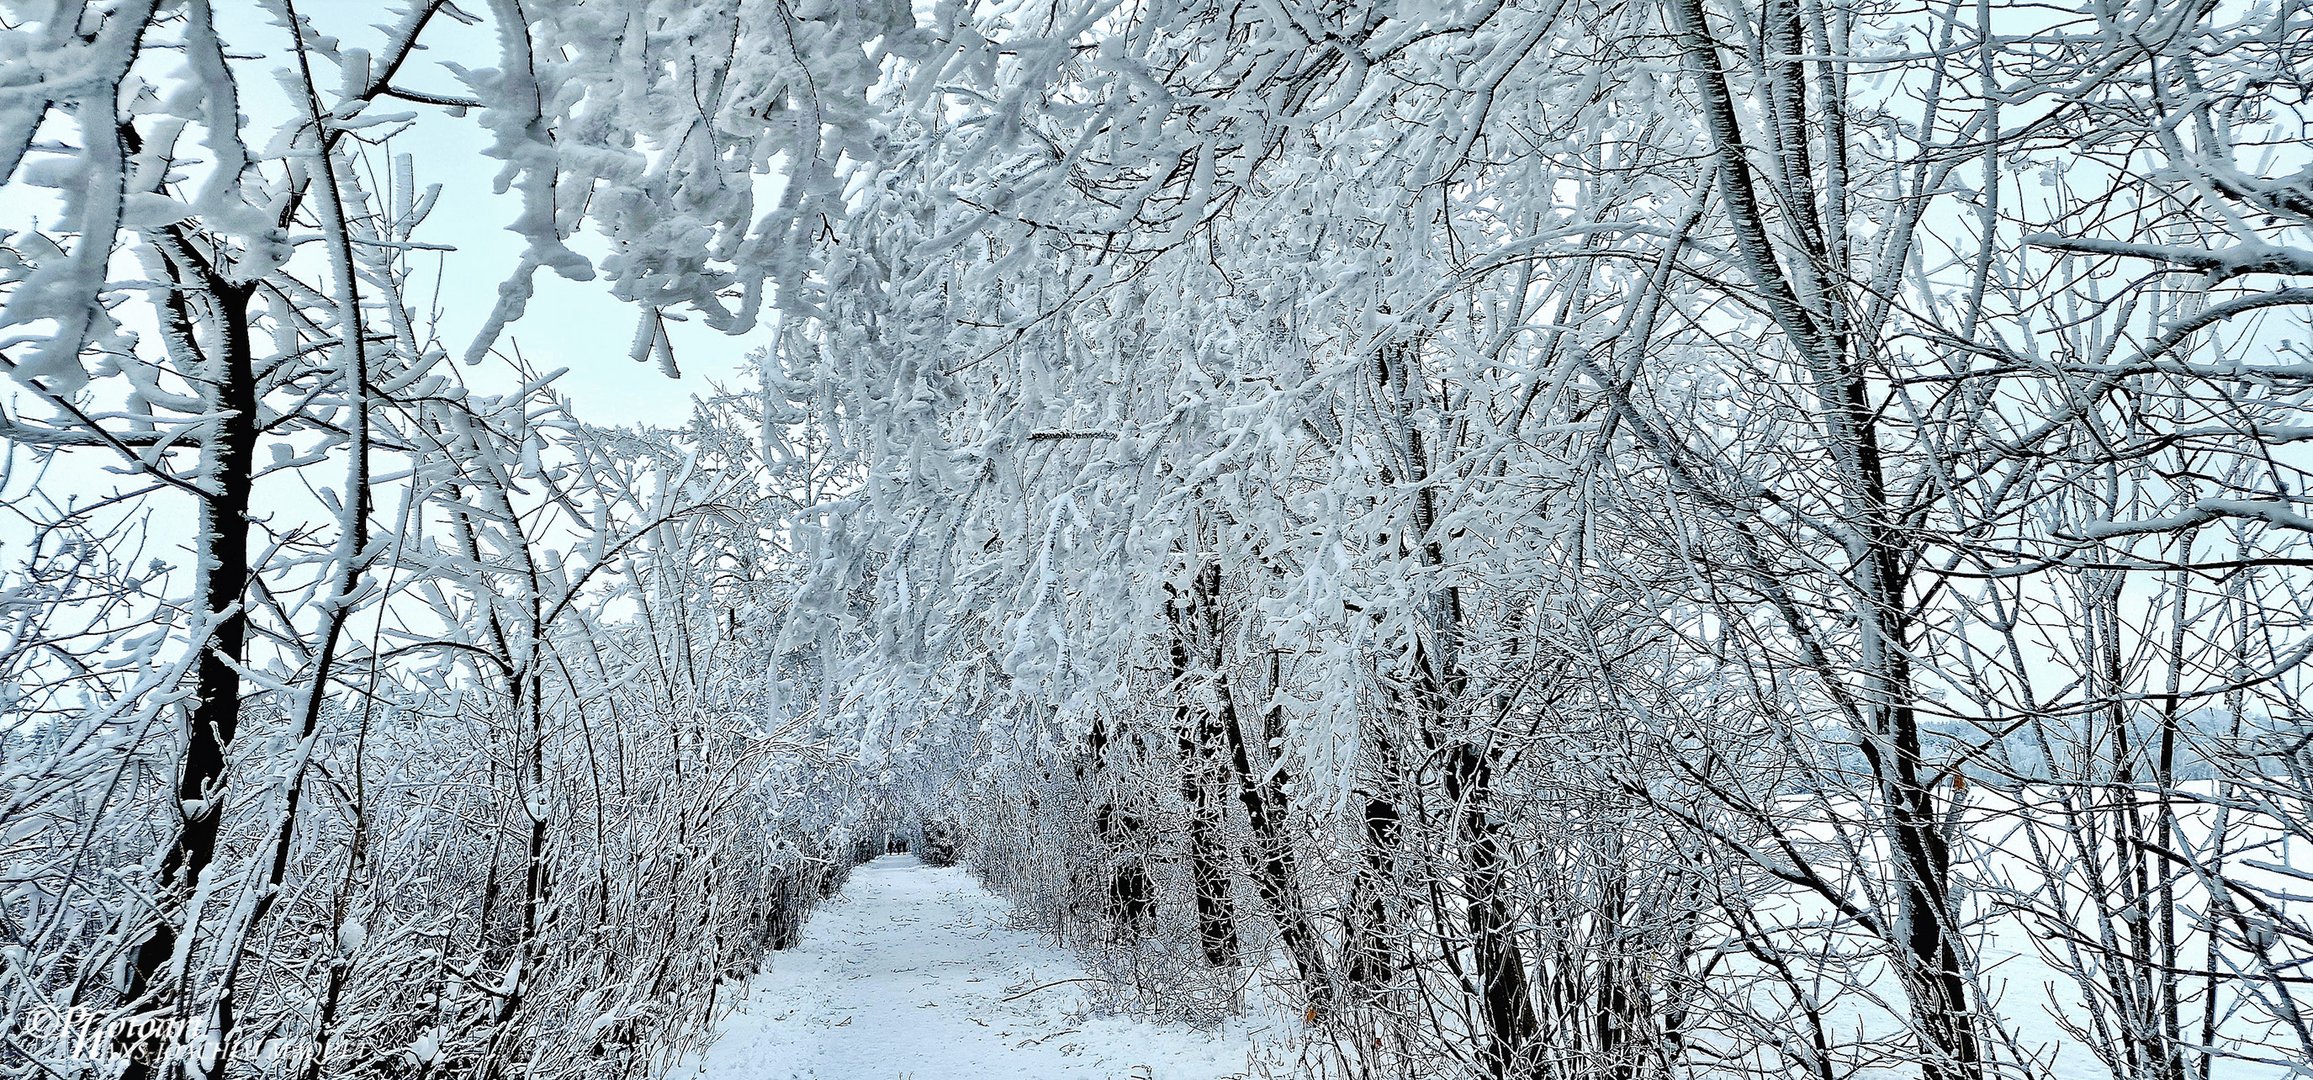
[683,856,1273,1080]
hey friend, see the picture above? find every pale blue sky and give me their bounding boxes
[281,0,752,428]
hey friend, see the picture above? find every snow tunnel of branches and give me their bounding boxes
[5,2,2313,1080]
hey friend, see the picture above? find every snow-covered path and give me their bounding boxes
[684,856,1268,1080]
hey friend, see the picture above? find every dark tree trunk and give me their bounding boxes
[1666,2,1986,1073]
[1445,740,1538,1080]
[1196,560,1333,1013]
[1346,796,1398,987]
[116,278,257,1080]
[1169,578,1239,966]
[1084,716,1155,940]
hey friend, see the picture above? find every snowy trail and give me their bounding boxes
[684,856,1268,1080]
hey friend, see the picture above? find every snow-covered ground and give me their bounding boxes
[681,856,1276,1080]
